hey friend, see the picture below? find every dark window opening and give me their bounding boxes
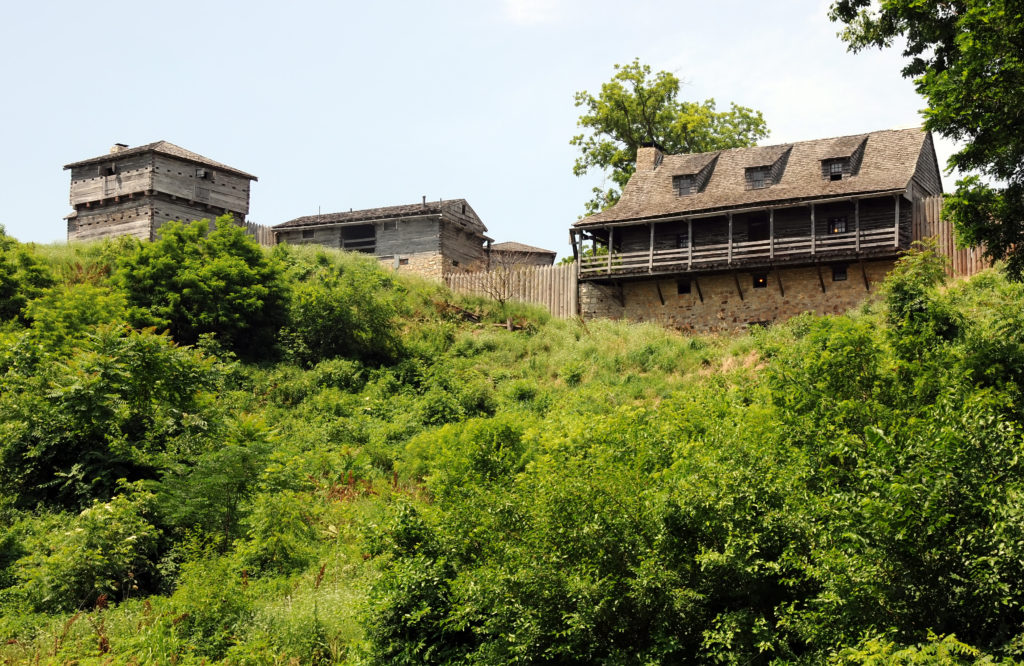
[196,168,211,179]
[452,260,460,267]
[301,229,314,239]
[673,175,696,196]
[399,257,409,266]
[676,233,690,249]
[341,224,375,253]
[748,215,770,242]
[832,264,848,281]
[677,279,691,294]
[753,273,768,289]
[830,161,844,181]
[829,216,848,234]
[102,165,116,176]
[461,204,466,214]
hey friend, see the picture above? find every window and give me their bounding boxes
[746,166,771,190]
[399,258,409,266]
[302,229,314,239]
[823,158,850,181]
[832,264,848,281]
[673,175,696,196]
[829,216,848,234]
[676,233,689,249]
[102,164,116,176]
[196,168,211,179]
[753,273,768,289]
[677,279,691,295]
[829,161,844,181]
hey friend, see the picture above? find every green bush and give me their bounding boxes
[112,217,288,357]
[10,490,160,612]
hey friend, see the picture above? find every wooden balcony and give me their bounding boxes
[578,225,903,279]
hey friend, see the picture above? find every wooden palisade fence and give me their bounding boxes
[913,195,989,277]
[245,221,276,247]
[446,263,578,319]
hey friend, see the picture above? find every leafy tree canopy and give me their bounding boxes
[829,0,1024,278]
[571,59,769,215]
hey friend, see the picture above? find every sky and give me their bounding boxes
[0,0,957,258]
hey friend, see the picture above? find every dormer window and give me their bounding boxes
[673,175,696,196]
[746,166,772,190]
[823,159,848,181]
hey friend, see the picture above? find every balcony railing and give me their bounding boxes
[578,226,898,277]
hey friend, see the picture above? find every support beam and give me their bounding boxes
[810,203,816,254]
[733,272,744,301]
[687,218,693,269]
[816,263,826,293]
[607,227,614,274]
[615,282,625,307]
[894,195,901,247]
[854,198,860,253]
[769,208,775,259]
[648,222,655,272]
[655,281,665,305]
[728,213,734,264]
[775,267,785,297]
[694,277,704,303]
[860,259,870,291]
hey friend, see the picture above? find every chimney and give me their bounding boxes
[422,195,426,207]
[636,142,663,172]
[110,143,129,154]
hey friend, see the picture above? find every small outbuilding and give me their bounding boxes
[274,198,492,280]
[489,241,557,267]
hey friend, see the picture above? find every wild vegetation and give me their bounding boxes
[2,221,1024,664]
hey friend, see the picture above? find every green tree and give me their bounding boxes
[829,0,1024,278]
[0,226,54,322]
[113,217,288,356]
[571,59,769,214]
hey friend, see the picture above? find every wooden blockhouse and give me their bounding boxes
[571,128,951,331]
[274,199,492,280]
[64,142,257,242]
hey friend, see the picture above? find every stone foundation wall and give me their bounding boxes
[378,251,446,281]
[580,259,896,332]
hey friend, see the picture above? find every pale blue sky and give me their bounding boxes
[0,0,954,257]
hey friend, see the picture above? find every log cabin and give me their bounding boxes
[274,198,492,280]
[570,127,945,331]
[489,241,557,267]
[64,142,257,242]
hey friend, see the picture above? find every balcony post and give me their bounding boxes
[687,218,693,269]
[607,226,614,274]
[854,198,860,252]
[728,213,733,264]
[769,208,775,259]
[648,222,655,272]
[894,195,901,247]
[810,203,816,255]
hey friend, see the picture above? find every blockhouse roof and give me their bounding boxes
[64,141,258,181]
[575,127,935,228]
[275,199,489,236]
[491,241,556,256]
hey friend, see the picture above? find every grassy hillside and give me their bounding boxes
[2,222,1024,664]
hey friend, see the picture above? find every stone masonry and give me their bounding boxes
[580,259,895,332]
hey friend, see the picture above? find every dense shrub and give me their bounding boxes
[112,217,288,357]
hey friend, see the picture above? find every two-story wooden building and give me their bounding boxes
[274,198,492,280]
[570,127,944,331]
[64,142,257,242]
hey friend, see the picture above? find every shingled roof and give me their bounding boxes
[576,128,935,228]
[275,199,488,235]
[64,141,258,180]
[491,241,556,256]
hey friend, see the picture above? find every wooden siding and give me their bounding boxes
[69,153,155,205]
[151,155,250,215]
[912,195,988,277]
[377,217,440,256]
[440,222,487,272]
[912,133,943,197]
[68,200,154,242]
[446,263,578,319]
[151,198,233,231]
